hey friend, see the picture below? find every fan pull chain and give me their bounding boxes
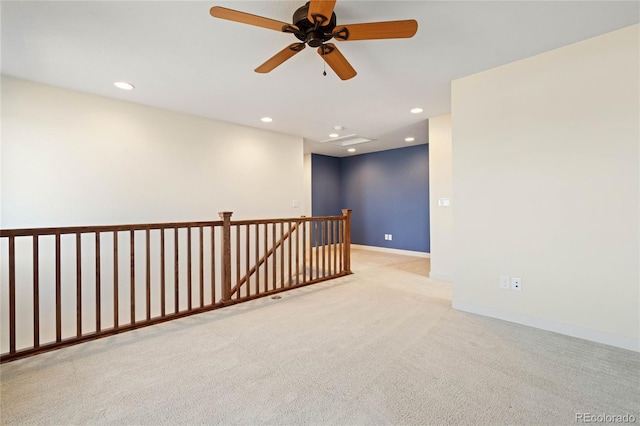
[322,45,327,76]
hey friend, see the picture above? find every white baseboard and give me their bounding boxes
[351,244,430,258]
[428,271,453,282]
[452,300,640,353]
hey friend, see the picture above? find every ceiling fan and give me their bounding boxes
[209,1,418,80]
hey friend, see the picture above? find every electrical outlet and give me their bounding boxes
[499,275,510,290]
[388,234,392,241]
[511,277,522,291]
[384,234,388,240]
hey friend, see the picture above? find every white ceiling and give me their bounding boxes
[2,1,638,157]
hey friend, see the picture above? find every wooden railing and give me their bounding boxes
[0,210,352,363]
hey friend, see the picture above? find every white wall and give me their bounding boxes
[303,153,312,217]
[1,76,304,227]
[451,24,639,351]
[428,114,453,282]
[0,76,305,352]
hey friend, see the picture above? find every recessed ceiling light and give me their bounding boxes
[347,148,356,153]
[261,117,273,123]
[114,81,135,90]
[405,137,415,142]
[410,108,423,114]
[329,133,339,138]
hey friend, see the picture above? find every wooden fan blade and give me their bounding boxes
[334,20,418,41]
[210,6,294,32]
[255,43,306,73]
[307,0,336,25]
[317,43,357,81]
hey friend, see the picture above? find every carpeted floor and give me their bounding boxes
[1,248,638,425]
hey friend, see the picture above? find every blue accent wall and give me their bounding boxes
[312,145,430,253]
[311,154,342,216]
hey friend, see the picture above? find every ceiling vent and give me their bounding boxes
[320,134,375,146]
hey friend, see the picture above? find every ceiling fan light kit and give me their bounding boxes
[210,1,418,80]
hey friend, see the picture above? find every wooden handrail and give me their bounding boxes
[230,215,343,226]
[0,220,224,237]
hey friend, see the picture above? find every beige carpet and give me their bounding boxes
[1,248,638,425]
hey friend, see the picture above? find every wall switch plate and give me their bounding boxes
[388,234,392,241]
[438,198,450,207]
[511,277,522,291]
[292,199,299,208]
[499,275,510,290]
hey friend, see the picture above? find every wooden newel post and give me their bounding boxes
[219,211,233,301]
[341,209,352,274]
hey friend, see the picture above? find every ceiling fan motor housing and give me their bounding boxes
[293,2,337,47]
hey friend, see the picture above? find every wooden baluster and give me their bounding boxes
[288,222,292,286]
[271,223,276,291]
[199,226,204,308]
[324,220,331,277]
[245,224,250,297]
[330,220,333,275]
[329,220,333,276]
[342,209,352,274]
[334,220,342,274]
[322,220,326,278]
[211,225,216,304]
[55,233,61,342]
[308,221,312,282]
[326,220,331,276]
[295,220,300,285]
[95,232,101,332]
[255,224,260,295]
[315,221,319,280]
[187,227,192,310]
[174,228,179,313]
[302,220,307,283]
[338,220,343,272]
[309,221,314,280]
[296,220,302,284]
[76,233,82,337]
[280,222,284,288]
[218,212,232,302]
[328,220,331,277]
[235,225,240,299]
[113,231,119,328]
[8,236,15,354]
[145,229,151,320]
[160,229,165,316]
[130,230,136,324]
[33,235,40,348]
[264,223,269,292]
[333,219,337,276]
